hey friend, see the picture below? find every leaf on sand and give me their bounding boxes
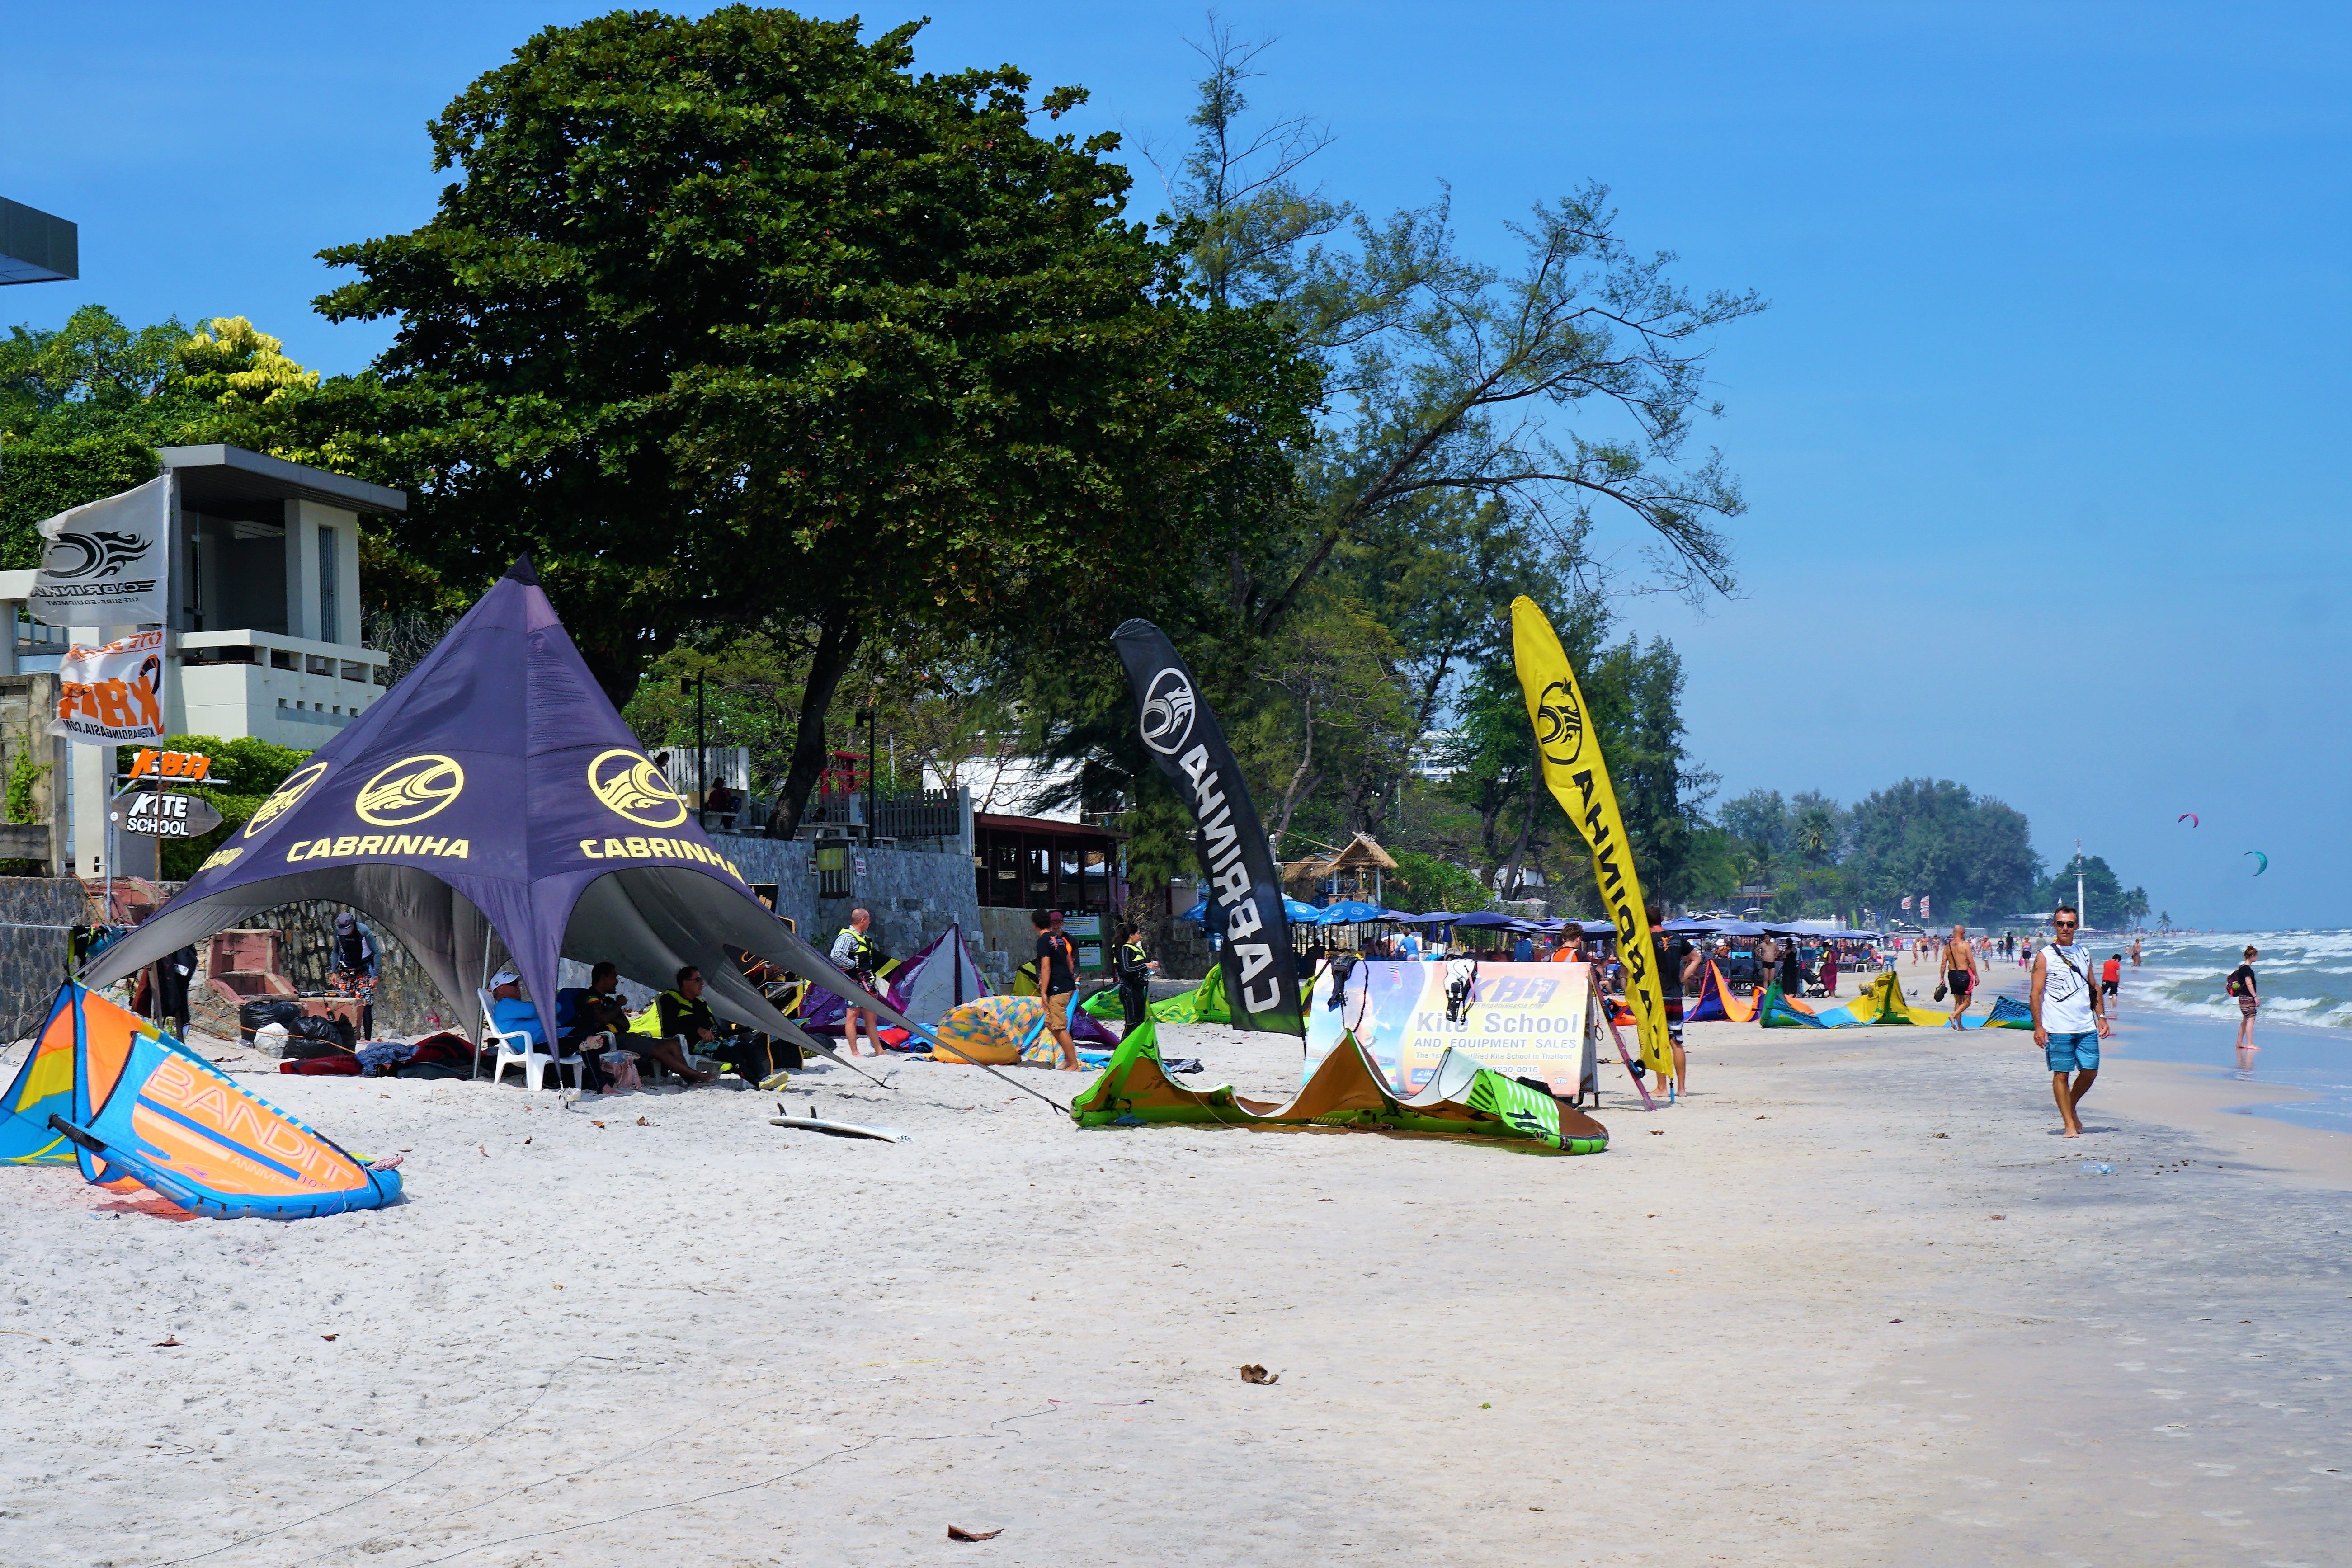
[636,1116,650,1127]
[154,1336,182,1347]
[947,1524,1002,1542]
[321,1333,338,1341]
[1239,1364,1278,1385]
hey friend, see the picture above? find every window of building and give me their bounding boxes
[318,525,339,643]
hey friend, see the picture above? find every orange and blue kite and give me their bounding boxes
[0,983,401,1219]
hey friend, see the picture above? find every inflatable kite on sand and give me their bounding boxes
[0,983,401,1218]
[1684,961,1758,1023]
[1070,1020,1608,1154]
[1757,972,2032,1031]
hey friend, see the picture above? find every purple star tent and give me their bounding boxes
[83,558,924,1058]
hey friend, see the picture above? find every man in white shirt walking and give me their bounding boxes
[2029,903,2111,1138]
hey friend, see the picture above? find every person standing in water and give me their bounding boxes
[1941,923,1979,1028]
[2101,952,2122,1017]
[2030,904,2110,1137]
[2227,945,2259,1069]
[2130,935,2143,968]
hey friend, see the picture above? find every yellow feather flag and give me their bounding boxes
[1509,596,1674,1085]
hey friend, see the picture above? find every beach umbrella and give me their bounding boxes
[1313,899,1390,925]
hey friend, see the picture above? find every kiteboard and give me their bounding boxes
[769,1104,908,1144]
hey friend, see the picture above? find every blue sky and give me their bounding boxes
[5,2,2346,925]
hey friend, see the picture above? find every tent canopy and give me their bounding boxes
[84,557,925,1056]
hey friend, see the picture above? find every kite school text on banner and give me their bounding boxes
[52,630,167,744]
[1306,960,1599,1101]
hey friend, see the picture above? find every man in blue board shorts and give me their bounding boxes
[2030,904,2111,1138]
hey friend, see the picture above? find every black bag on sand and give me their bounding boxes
[238,997,306,1041]
[288,1014,357,1051]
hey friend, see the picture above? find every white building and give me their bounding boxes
[0,445,405,875]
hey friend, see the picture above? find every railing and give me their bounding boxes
[800,787,969,845]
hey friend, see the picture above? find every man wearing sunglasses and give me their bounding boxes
[2029,903,2110,1137]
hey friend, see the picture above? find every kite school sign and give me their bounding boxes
[1306,960,1600,1100]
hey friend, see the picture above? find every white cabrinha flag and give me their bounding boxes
[28,473,172,626]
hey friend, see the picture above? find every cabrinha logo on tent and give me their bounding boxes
[355,754,466,826]
[589,749,690,827]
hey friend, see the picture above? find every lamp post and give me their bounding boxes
[680,673,705,824]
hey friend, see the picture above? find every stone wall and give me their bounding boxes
[709,832,983,978]
[0,878,93,1041]
[242,900,462,1037]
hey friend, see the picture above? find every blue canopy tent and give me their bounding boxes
[82,558,931,1062]
[1180,895,1321,927]
[1311,899,1396,926]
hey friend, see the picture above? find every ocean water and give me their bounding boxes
[2130,929,2352,1030]
[2107,931,2352,1137]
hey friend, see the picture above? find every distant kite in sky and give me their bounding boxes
[2245,851,2268,875]
[2178,812,2198,827]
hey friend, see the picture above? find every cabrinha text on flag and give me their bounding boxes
[1508,595,1673,1084]
[1111,618,1303,1035]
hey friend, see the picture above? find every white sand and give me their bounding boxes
[2,960,2346,1566]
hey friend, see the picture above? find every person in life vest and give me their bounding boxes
[647,966,721,1085]
[827,908,886,1056]
[1112,922,1158,1034]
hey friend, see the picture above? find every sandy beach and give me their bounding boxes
[3,957,2346,1567]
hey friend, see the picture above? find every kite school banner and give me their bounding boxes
[1111,618,1302,1035]
[52,629,167,744]
[1508,595,1674,1084]
[1306,959,1598,1099]
[28,474,172,627]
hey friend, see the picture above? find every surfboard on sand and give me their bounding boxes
[769,1104,908,1143]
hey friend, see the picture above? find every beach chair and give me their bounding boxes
[478,987,566,1091]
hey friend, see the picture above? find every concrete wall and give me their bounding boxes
[711,832,981,978]
[0,675,66,873]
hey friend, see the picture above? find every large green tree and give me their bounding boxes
[295,8,1280,836]
[0,308,315,565]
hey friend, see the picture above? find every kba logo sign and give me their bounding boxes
[588,749,688,828]
[356,755,467,826]
[1138,667,1197,756]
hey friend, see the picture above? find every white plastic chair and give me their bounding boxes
[479,987,560,1091]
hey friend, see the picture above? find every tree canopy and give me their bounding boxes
[0,308,315,566]
[291,6,1294,839]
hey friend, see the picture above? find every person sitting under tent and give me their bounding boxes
[556,961,638,1092]
[489,972,549,1062]
[650,966,723,1085]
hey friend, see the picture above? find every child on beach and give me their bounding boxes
[2227,946,2259,1070]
